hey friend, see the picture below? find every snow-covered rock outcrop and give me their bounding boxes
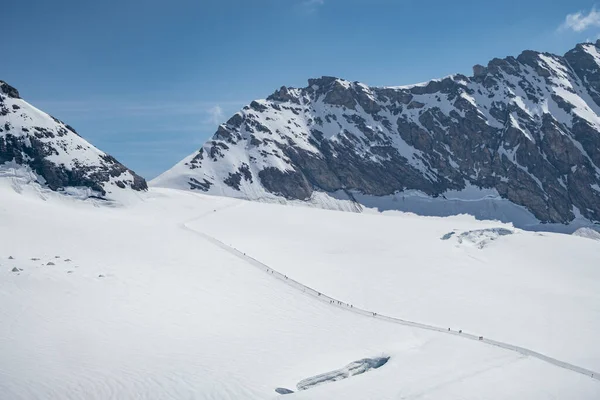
[572,227,600,241]
[0,81,147,199]
[153,41,600,226]
[295,357,389,391]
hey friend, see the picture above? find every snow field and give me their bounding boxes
[0,184,598,399]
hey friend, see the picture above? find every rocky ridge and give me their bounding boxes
[153,41,600,226]
[0,81,147,199]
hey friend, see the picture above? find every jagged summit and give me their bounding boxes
[0,80,147,200]
[1,81,20,98]
[153,42,600,229]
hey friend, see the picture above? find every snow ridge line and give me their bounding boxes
[182,210,600,382]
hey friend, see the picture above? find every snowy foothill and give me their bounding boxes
[0,180,599,399]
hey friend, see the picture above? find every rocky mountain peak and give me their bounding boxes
[153,42,600,229]
[0,81,20,99]
[0,80,147,200]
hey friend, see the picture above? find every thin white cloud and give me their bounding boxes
[33,99,246,118]
[206,105,224,125]
[298,0,324,14]
[560,7,600,32]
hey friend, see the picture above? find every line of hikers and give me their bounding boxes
[447,327,484,340]
[261,266,491,344]
[261,266,490,342]
[327,300,353,308]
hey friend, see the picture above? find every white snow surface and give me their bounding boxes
[0,182,599,399]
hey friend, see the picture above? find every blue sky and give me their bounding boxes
[3,0,600,179]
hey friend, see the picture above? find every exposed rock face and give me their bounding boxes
[0,81,147,198]
[153,42,600,226]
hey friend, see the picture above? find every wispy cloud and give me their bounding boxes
[304,0,324,6]
[104,137,207,150]
[560,7,600,32]
[297,0,324,14]
[206,105,225,125]
[25,98,248,180]
[33,99,246,119]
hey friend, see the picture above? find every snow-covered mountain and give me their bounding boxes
[0,81,147,200]
[154,41,600,228]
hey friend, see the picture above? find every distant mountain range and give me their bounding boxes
[0,81,146,199]
[153,41,600,228]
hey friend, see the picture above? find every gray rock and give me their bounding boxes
[441,232,455,240]
[0,81,19,98]
[472,64,488,79]
[258,167,312,200]
[457,228,513,249]
[296,356,390,391]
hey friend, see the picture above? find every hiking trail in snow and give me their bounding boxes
[182,203,600,383]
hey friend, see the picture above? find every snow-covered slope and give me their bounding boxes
[572,226,600,240]
[153,41,600,229]
[0,184,598,399]
[0,81,147,200]
[195,201,600,374]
